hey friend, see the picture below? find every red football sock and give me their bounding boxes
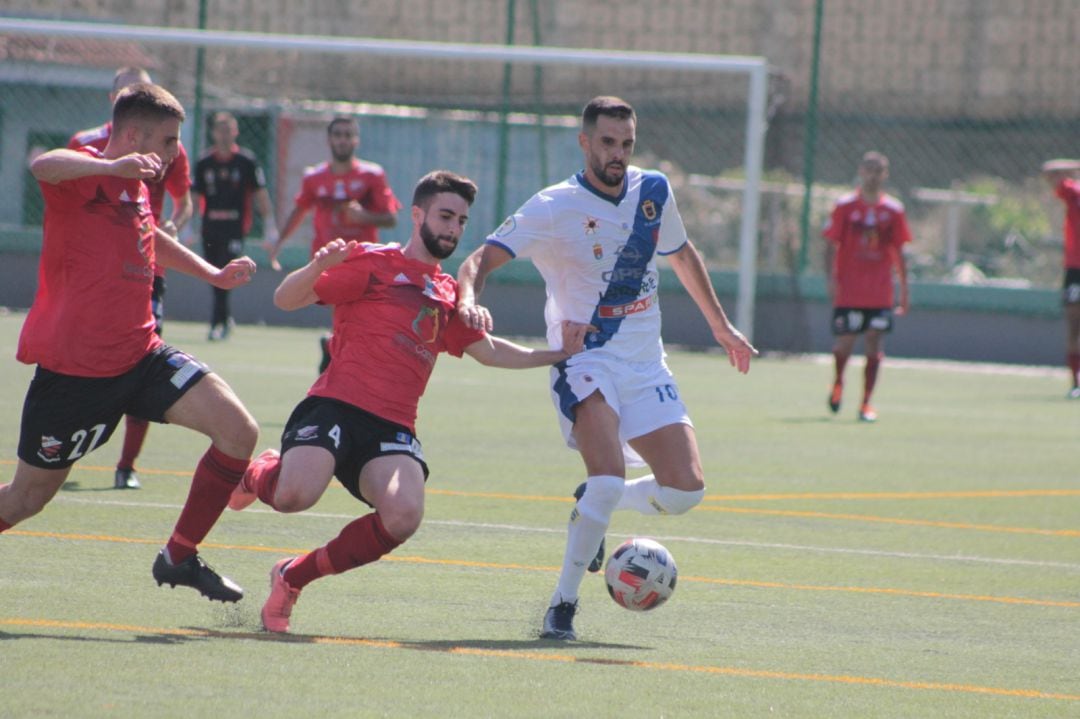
[283,513,402,590]
[833,349,850,385]
[117,416,150,471]
[254,458,282,510]
[165,445,249,563]
[863,352,883,404]
[1067,353,1080,388]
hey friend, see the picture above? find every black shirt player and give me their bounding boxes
[192,111,277,340]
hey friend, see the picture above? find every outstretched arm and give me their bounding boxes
[274,238,358,310]
[31,148,162,185]
[464,320,592,369]
[155,227,256,289]
[666,239,757,373]
[267,204,308,271]
[456,243,513,331]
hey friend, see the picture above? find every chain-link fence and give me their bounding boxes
[1,1,1078,330]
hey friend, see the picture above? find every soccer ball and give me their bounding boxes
[604,537,677,611]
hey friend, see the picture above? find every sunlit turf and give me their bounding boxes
[0,313,1077,718]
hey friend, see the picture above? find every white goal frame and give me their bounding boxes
[0,17,768,342]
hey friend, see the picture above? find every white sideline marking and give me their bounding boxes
[53,495,1080,572]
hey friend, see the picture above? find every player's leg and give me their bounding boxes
[543,389,626,640]
[1065,303,1080,397]
[115,275,167,490]
[0,462,71,529]
[203,237,229,339]
[860,328,885,421]
[830,326,858,414]
[623,422,705,515]
[264,456,425,633]
[148,365,256,602]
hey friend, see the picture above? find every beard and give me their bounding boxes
[419,219,457,259]
[331,147,354,163]
[591,157,626,188]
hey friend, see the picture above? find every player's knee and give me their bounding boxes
[271,482,319,514]
[577,474,625,521]
[655,486,705,515]
[379,498,424,541]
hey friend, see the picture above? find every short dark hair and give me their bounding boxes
[212,110,238,125]
[412,170,478,209]
[582,96,636,132]
[327,116,358,135]
[112,83,185,132]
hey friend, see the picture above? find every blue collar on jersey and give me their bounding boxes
[575,170,627,206]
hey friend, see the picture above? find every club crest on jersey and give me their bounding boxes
[593,242,603,260]
[493,215,516,238]
[37,436,63,463]
[411,305,440,343]
[641,199,657,221]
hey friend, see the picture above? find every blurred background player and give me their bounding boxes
[192,111,278,340]
[823,151,911,422]
[68,66,194,489]
[456,96,756,641]
[1040,159,1080,398]
[268,115,401,372]
[4,83,258,603]
[229,171,588,633]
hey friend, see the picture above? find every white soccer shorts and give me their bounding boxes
[549,352,692,467]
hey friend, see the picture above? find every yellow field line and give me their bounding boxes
[3,617,1078,702]
[7,529,1078,609]
[698,505,1080,537]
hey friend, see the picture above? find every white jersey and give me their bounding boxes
[486,167,688,363]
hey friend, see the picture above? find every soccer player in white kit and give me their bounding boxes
[456,96,756,640]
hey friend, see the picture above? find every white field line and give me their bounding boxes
[52,494,1080,573]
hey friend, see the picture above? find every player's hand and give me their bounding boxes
[560,320,596,356]
[313,238,357,269]
[213,256,257,289]
[159,220,178,239]
[712,323,757,374]
[340,200,370,224]
[457,302,493,333]
[263,240,283,271]
[111,152,162,180]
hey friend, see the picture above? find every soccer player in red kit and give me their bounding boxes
[228,170,589,633]
[1041,158,1080,398]
[269,115,402,372]
[2,84,258,603]
[823,151,911,422]
[68,66,195,489]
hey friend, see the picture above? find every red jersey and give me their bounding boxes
[68,122,192,277]
[309,244,485,431]
[1055,178,1080,269]
[823,191,911,308]
[18,146,163,377]
[293,159,401,255]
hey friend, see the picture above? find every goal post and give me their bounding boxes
[0,17,768,342]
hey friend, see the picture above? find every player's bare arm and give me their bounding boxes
[463,320,592,369]
[456,243,514,332]
[267,204,308,271]
[666,239,756,373]
[31,148,162,184]
[168,190,194,234]
[155,227,256,289]
[891,244,910,316]
[274,238,359,310]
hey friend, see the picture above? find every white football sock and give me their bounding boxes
[550,474,624,606]
[615,475,705,515]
